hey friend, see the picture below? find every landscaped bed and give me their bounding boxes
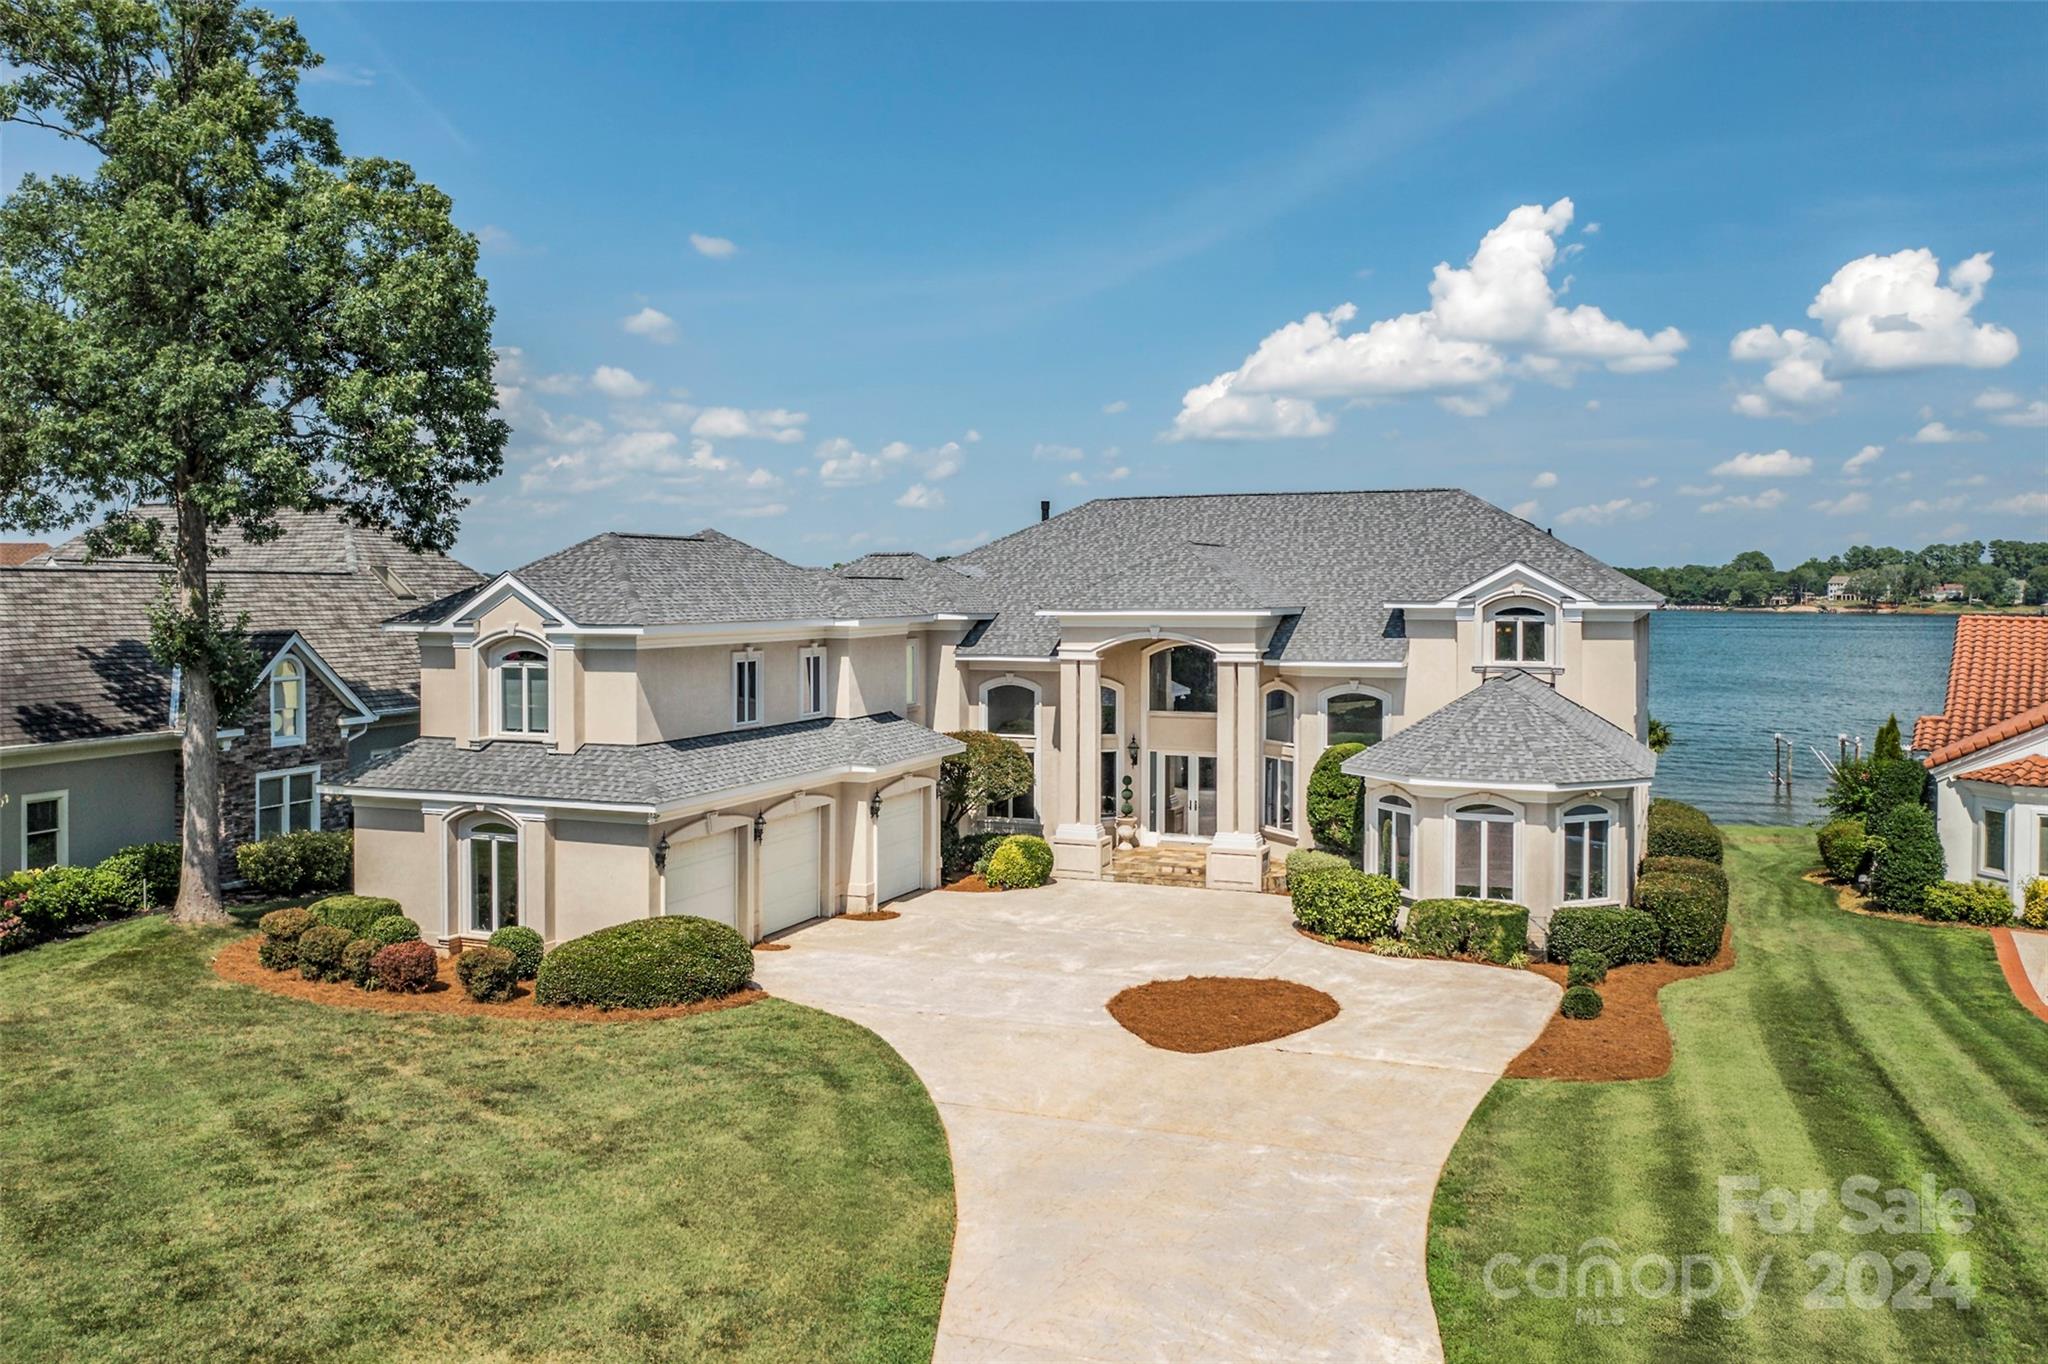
[1504,925,1734,1081]
[0,917,954,1362]
[1106,975,1339,1053]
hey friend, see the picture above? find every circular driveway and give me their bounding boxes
[754,879,1558,1363]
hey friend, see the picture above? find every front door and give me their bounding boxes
[1148,752,1217,838]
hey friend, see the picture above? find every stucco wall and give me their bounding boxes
[0,746,180,871]
[351,802,438,931]
[551,817,656,942]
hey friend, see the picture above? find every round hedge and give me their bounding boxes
[310,895,403,939]
[1546,905,1660,966]
[1637,855,1728,900]
[1566,949,1609,987]
[341,937,381,988]
[368,914,420,946]
[1632,870,1726,966]
[1817,817,1869,883]
[1289,854,1401,942]
[456,945,520,1003]
[1560,985,1604,1020]
[985,834,1054,890]
[534,916,754,1011]
[1646,799,1723,864]
[489,924,545,980]
[296,924,352,983]
[371,940,438,994]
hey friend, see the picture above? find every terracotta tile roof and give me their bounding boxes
[0,542,49,566]
[1914,616,2048,766]
[1955,755,2048,788]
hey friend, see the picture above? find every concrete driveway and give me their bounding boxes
[753,879,1558,1363]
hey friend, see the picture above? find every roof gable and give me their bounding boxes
[1914,616,2048,765]
[1342,670,1656,788]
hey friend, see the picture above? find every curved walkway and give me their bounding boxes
[754,880,1557,1362]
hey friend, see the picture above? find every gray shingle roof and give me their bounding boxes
[474,529,932,628]
[901,489,1658,662]
[836,552,998,615]
[2,510,484,747]
[1342,671,1657,788]
[331,712,962,810]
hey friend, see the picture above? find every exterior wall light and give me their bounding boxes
[870,791,884,818]
[653,834,669,872]
[1126,735,1140,765]
[753,812,765,843]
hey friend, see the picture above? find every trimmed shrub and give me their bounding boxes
[1817,818,1870,883]
[1869,757,1928,817]
[1404,898,1529,965]
[1546,905,1660,966]
[984,834,1054,890]
[1290,858,1401,941]
[17,864,124,935]
[2025,879,2048,931]
[309,895,402,938]
[1869,804,1944,915]
[368,915,420,946]
[98,842,181,909]
[941,828,1006,882]
[371,940,439,994]
[341,937,380,988]
[1559,985,1604,1020]
[1370,935,1419,958]
[234,829,353,897]
[256,906,316,972]
[489,924,545,980]
[456,945,520,1003]
[1638,855,1729,900]
[535,916,753,1010]
[1567,950,1609,987]
[295,924,352,982]
[1922,880,2014,927]
[1307,743,1367,856]
[1647,799,1722,864]
[1633,870,1726,966]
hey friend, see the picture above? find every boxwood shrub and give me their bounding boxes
[1632,870,1726,966]
[535,916,754,1010]
[985,834,1054,890]
[1922,880,2014,926]
[1559,985,1604,1020]
[942,829,1006,882]
[295,924,352,982]
[1647,799,1722,864]
[1289,852,1401,941]
[309,895,402,938]
[234,829,353,897]
[99,841,181,909]
[1546,905,1660,966]
[16,864,124,935]
[371,940,439,993]
[456,945,520,1003]
[1404,898,1528,965]
[1567,950,1609,987]
[368,914,420,946]
[341,938,381,988]
[1306,743,1367,856]
[1817,818,1870,883]
[1869,803,1943,915]
[2026,878,2048,931]
[256,906,316,972]
[488,924,545,980]
[1638,855,1729,901]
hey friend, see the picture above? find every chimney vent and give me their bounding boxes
[1039,499,1051,522]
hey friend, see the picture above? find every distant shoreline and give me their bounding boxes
[1657,603,2044,616]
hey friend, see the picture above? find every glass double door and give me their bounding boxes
[1148,751,1217,838]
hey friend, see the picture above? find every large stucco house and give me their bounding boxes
[1914,615,2048,908]
[335,489,1661,950]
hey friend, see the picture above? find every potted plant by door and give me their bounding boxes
[1115,775,1139,849]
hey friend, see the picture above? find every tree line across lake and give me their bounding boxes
[1623,540,2048,607]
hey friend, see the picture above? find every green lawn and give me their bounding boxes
[1428,826,2048,1362]
[0,918,953,1363]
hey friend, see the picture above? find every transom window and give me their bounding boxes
[1148,646,1216,713]
[1982,807,2009,877]
[732,650,762,727]
[22,791,66,870]
[496,647,550,735]
[1375,796,1414,892]
[800,647,828,718]
[1325,692,1384,748]
[269,657,305,748]
[1265,688,1295,743]
[986,683,1035,736]
[1492,607,1548,664]
[255,767,319,841]
[1453,803,1516,901]
[467,821,519,933]
[1563,803,1611,903]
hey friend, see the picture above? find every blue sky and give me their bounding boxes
[6,3,2045,572]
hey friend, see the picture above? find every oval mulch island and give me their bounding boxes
[1107,976,1339,1053]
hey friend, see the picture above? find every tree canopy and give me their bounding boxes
[1625,540,2048,607]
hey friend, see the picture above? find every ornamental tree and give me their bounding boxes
[0,1,507,922]
[939,731,1035,828]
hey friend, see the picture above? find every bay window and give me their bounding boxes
[1453,803,1516,901]
[1562,804,1611,902]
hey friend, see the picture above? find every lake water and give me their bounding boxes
[1646,612,1957,827]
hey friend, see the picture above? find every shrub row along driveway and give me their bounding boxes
[755,880,1558,1363]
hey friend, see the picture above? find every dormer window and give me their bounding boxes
[1491,606,1548,664]
[495,646,549,736]
[269,657,305,748]
[733,650,762,727]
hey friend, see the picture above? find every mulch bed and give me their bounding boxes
[1106,975,1340,1053]
[211,934,767,1024]
[1504,926,1735,1082]
[841,910,902,921]
[941,874,1000,893]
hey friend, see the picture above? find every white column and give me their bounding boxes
[1051,653,1112,880]
[1206,659,1270,892]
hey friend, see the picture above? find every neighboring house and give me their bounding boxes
[1926,583,1968,603]
[336,489,1661,949]
[0,542,49,567]
[1826,574,1854,600]
[1914,615,2048,911]
[0,509,485,875]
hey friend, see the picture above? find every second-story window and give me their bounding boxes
[733,650,762,727]
[1492,606,1548,664]
[800,647,827,719]
[269,657,305,748]
[496,647,549,735]
[905,639,920,711]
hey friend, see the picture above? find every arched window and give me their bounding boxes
[1375,795,1414,891]
[495,646,549,735]
[466,820,519,933]
[1262,686,1297,832]
[1264,688,1295,743]
[269,657,305,747]
[1100,683,1124,818]
[1453,803,1516,901]
[980,680,1039,823]
[1491,606,1548,664]
[1563,803,1612,902]
[1147,645,1216,713]
[1325,692,1384,748]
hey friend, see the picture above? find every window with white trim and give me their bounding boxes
[269,657,306,747]
[1265,688,1294,743]
[255,767,319,840]
[905,639,920,710]
[1147,645,1216,713]
[466,820,519,933]
[1262,685,1297,833]
[1490,606,1549,664]
[1325,691,1383,748]
[494,645,549,735]
[1374,795,1413,891]
[800,647,828,718]
[1982,807,2009,877]
[981,680,1039,822]
[1562,803,1611,903]
[22,791,67,870]
[1453,803,1516,901]
[1100,683,1123,817]
[1262,755,1294,829]
[732,650,762,727]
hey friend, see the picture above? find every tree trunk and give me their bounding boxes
[171,495,229,925]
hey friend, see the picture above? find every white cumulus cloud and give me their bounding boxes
[1910,421,1985,445]
[1555,497,1655,526]
[590,365,651,400]
[896,483,945,511]
[1701,488,1787,514]
[1990,491,2048,516]
[689,233,738,259]
[1812,492,1871,517]
[1532,470,1559,489]
[1712,450,1813,478]
[1103,399,1129,415]
[1993,400,2048,429]
[1842,444,1884,475]
[690,407,808,443]
[1975,388,2019,411]
[622,306,678,344]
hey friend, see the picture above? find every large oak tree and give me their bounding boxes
[0,1,507,921]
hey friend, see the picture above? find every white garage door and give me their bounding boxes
[876,792,923,904]
[760,809,823,935]
[663,829,739,929]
